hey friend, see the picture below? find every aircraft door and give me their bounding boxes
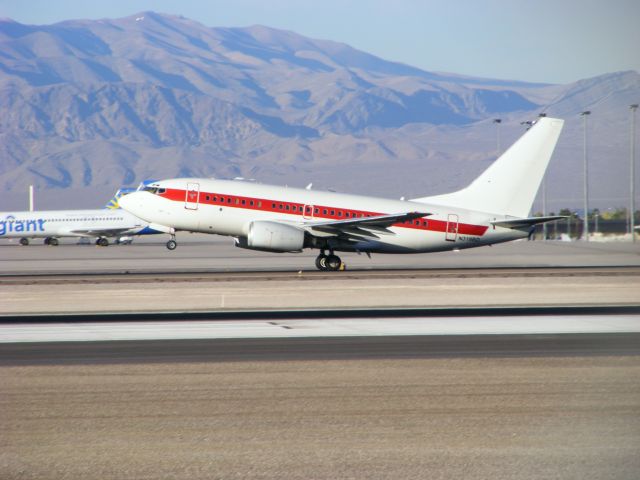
[446,214,459,241]
[303,204,314,220]
[185,182,200,210]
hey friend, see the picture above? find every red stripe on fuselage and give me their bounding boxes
[160,188,488,237]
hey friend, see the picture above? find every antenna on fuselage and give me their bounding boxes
[305,183,313,190]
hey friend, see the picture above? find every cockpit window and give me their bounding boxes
[143,186,166,195]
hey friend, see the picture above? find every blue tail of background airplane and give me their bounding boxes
[104,188,137,209]
[105,180,159,209]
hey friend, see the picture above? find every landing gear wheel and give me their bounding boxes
[44,237,51,245]
[96,237,109,247]
[49,238,59,246]
[19,238,29,246]
[315,254,328,271]
[166,239,177,250]
[325,254,342,271]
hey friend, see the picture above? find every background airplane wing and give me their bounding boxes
[303,211,431,240]
[67,227,137,237]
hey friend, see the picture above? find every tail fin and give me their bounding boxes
[412,117,564,217]
[104,188,136,209]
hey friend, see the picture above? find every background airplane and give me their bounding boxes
[119,117,565,270]
[0,187,162,246]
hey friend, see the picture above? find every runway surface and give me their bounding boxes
[3,265,639,314]
[2,332,639,365]
[2,237,638,313]
[2,234,640,275]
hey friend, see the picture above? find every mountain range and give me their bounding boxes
[1,11,638,211]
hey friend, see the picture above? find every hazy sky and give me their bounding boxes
[1,0,638,84]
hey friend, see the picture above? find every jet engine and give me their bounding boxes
[236,221,305,252]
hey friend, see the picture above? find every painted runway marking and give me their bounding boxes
[1,315,639,343]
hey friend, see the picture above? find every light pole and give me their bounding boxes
[631,104,638,242]
[493,118,502,157]
[581,111,591,241]
[539,113,548,240]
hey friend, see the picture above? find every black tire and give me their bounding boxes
[44,237,50,245]
[49,238,59,246]
[97,237,109,247]
[326,254,342,271]
[19,238,29,246]
[315,254,327,271]
[166,239,177,250]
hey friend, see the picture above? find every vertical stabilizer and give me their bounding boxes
[412,117,564,217]
[105,188,136,209]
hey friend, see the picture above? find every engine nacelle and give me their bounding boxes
[236,221,305,252]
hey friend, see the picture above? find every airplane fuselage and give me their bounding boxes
[122,178,529,254]
[0,209,154,241]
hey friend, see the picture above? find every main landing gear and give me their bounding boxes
[96,237,109,247]
[315,250,343,271]
[44,237,59,246]
[19,237,29,246]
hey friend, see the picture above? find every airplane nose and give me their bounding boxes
[117,192,132,210]
[118,191,143,215]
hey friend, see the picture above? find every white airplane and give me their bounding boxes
[119,117,565,270]
[0,188,163,246]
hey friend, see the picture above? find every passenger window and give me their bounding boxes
[205,195,210,201]
[323,209,327,215]
[258,201,262,208]
[242,199,246,205]
[286,205,290,211]
[314,208,319,214]
[249,200,254,206]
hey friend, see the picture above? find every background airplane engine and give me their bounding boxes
[237,221,305,252]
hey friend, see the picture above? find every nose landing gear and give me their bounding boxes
[166,234,177,250]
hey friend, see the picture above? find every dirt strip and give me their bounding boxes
[1,356,639,480]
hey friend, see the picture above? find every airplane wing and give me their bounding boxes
[303,211,431,241]
[66,227,138,237]
[491,215,567,230]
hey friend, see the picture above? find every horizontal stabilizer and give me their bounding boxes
[491,215,567,229]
